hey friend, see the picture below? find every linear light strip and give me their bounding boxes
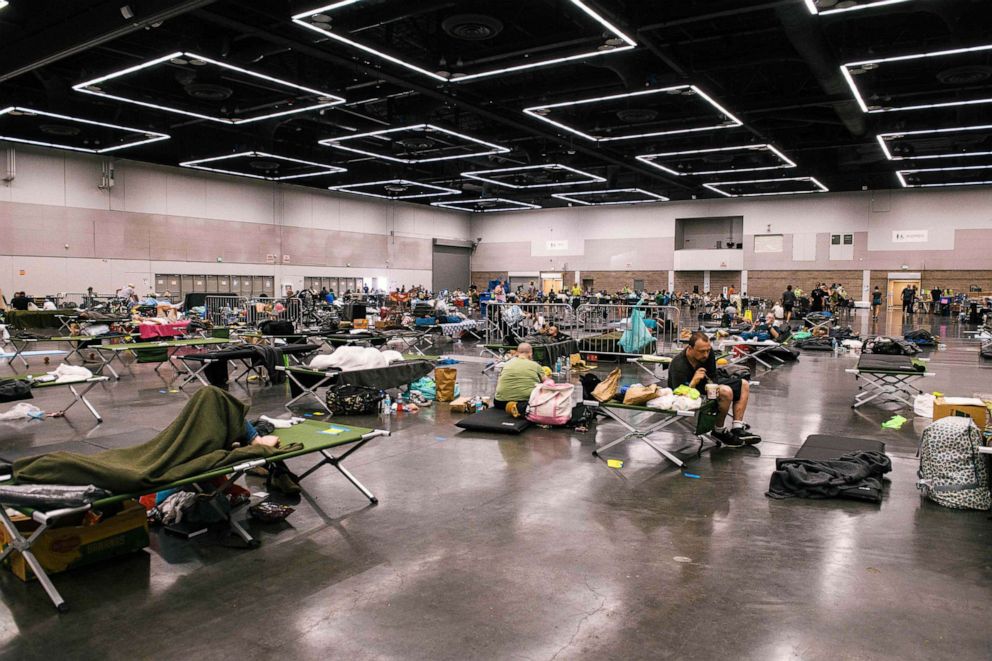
[703,177,829,197]
[523,85,743,142]
[72,51,345,124]
[551,188,669,205]
[292,0,636,83]
[179,151,346,180]
[0,106,170,153]
[319,123,509,163]
[896,164,992,188]
[431,198,541,212]
[841,43,992,113]
[460,164,606,189]
[877,124,992,160]
[330,179,460,200]
[636,144,796,176]
[806,0,913,15]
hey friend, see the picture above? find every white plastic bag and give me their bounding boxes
[0,403,44,421]
[914,393,935,418]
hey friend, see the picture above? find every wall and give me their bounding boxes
[470,186,992,297]
[0,146,470,296]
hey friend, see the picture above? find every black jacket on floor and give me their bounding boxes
[766,451,891,503]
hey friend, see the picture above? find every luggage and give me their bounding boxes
[917,417,991,510]
[0,379,33,403]
[324,384,385,415]
[259,319,294,336]
[904,329,937,346]
[526,382,575,426]
[863,336,920,356]
[795,336,834,351]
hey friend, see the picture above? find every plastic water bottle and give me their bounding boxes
[382,394,391,415]
[474,398,484,413]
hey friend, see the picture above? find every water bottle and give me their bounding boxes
[474,398,484,413]
[382,393,391,415]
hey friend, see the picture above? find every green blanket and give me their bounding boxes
[13,387,296,493]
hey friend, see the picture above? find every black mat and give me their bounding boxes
[455,407,532,434]
[795,434,886,461]
[857,353,914,372]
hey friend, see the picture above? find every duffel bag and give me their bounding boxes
[0,379,33,403]
[324,384,385,415]
[527,381,575,426]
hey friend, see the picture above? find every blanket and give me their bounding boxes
[309,346,404,371]
[766,451,891,503]
[13,387,296,493]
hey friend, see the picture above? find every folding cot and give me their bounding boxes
[7,374,110,422]
[314,331,388,349]
[585,398,720,470]
[845,353,934,409]
[279,359,437,414]
[716,338,791,370]
[90,337,233,379]
[5,333,134,367]
[627,354,672,379]
[175,343,322,388]
[0,419,388,612]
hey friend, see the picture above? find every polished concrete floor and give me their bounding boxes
[1,309,991,660]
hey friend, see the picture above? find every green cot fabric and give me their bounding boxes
[495,357,545,402]
[13,386,294,492]
[4,310,73,330]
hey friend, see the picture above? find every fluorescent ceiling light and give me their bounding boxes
[179,151,346,180]
[524,85,743,142]
[292,0,635,83]
[72,51,345,124]
[461,164,605,188]
[876,124,992,160]
[703,176,829,197]
[431,198,541,212]
[552,188,669,205]
[805,0,913,15]
[841,44,992,113]
[636,144,796,176]
[319,123,509,163]
[0,106,170,153]
[895,164,992,188]
[330,179,460,199]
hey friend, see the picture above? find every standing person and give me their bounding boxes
[901,284,914,315]
[871,286,883,322]
[782,285,797,323]
[809,283,826,313]
[493,282,506,304]
[930,286,942,314]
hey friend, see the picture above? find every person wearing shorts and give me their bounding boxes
[782,284,797,323]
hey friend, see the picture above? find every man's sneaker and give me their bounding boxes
[733,427,762,445]
[712,428,744,447]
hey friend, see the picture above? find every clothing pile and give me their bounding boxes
[309,346,405,371]
[644,385,703,412]
[766,451,892,502]
[862,336,920,356]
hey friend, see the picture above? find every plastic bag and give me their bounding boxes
[0,403,45,421]
[914,393,935,418]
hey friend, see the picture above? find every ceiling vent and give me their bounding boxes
[441,14,504,40]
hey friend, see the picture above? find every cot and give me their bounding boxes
[7,374,110,423]
[627,354,672,379]
[586,398,720,470]
[175,343,322,388]
[90,337,233,379]
[279,359,436,413]
[0,420,388,612]
[845,353,934,409]
[716,338,791,370]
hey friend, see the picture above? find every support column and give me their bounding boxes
[862,269,871,304]
[741,270,748,295]
[668,270,675,292]
[703,270,711,293]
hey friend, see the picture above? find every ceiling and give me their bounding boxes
[1,0,991,212]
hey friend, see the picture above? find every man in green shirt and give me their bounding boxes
[494,343,545,417]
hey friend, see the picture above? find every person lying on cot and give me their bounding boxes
[494,342,545,418]
[668,332,760,447]
[740,312,784,341]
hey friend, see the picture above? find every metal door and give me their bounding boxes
[206,275,219,292]
[193,276,206,293]
[181,275,194,295]
[218,275,230,292]
[263,278,274,296]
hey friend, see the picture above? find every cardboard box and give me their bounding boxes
[450,397,490,413]
[933,397,988,429]
[1,500,149,582]
[353,319,369,329]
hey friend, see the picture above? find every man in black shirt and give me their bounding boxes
[668,331,759,446]
[782,284,797,323]
[809,284,826,312]
[10,291,32,311]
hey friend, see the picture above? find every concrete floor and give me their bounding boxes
[1,308,991,660]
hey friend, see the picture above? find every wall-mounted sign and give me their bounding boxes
[892,230,928,243]
[546,240,568,251]
[18,270,25,276]
[282,254,291,264]
[265,254,277,264]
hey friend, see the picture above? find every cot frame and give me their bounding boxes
[845,366,935,408]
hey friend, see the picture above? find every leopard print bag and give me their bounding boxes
[917,416,991,510]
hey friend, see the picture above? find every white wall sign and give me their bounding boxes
[892,230,928,243]
[546,240,568,251]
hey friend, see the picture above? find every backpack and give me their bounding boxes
[863,336,919,356]
[0,379,33,403]
[259,319,295,336]
[904,329,937,346]
[526,382,575,426]
[917,417,991,510]
[324,384,385,415]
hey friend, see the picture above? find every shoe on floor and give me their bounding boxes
[712,428,743,447]
[733,427,762,445]
[271,472,302,496]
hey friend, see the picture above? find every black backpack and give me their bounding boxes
[580,373,601,401]
[904,329,937,346]
[259,319,295,336]
[0,379,33,403]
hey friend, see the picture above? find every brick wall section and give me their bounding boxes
[921,270,992,294]
[576,271,668,292]
[708,271,742,294]
[746,270,862,300]
[471,271,507,290]
[674,271,704,293]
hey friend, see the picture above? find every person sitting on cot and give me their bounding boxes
[494,342,545,418]
[668,332,760,447]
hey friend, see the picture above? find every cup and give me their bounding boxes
[705,383,719,399]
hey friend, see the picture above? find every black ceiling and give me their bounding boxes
[1,0,991,210]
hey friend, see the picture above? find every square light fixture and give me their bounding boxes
[804,0,913,15]
[319,124,509,163]
[876,124,992,160]
[292,0,635,83]
[636,144,796,176]
[551,188,669,205]
[703,176,829,197]
[896,164,992,188]
[841,44,992,113]
[524,85,743,142]
[73,51,345,124]
[330,179,460,199]
[461,164,605,188]
[0,106,169,153]
[179,151,346,180]
[431,198,541,212]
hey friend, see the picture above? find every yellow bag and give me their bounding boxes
[623,384,662,406]
[591,367,622,402]
[434,367,457,402]
[569,353,583,367]
[743,309,753,322]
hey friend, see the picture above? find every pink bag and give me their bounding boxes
[526,381,575,426]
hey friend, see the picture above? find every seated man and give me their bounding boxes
[668,332,760,447]
[494,342,545,417]
[741,312,784,341]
